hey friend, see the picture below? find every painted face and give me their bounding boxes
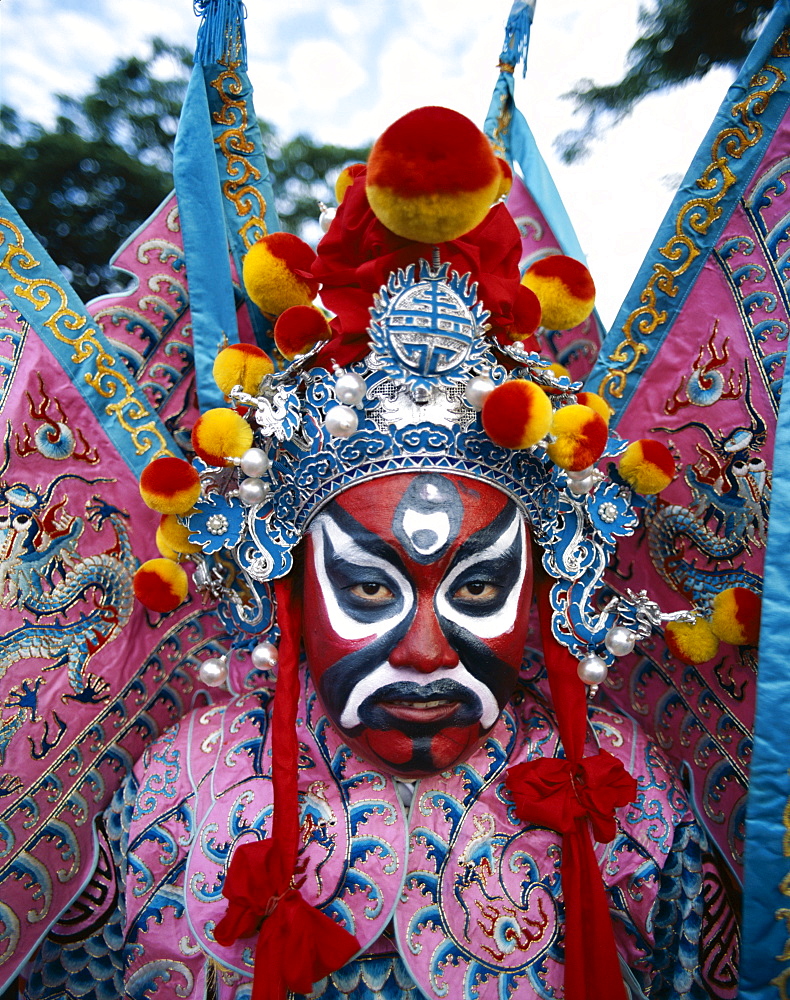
[302,473,533,777]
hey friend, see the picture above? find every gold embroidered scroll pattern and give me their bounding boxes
[597,46,789,404]
[0,216,171,459]
[773,772,790,997]
[210,66,268,250]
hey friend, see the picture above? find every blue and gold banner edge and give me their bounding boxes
[589,0,790,417]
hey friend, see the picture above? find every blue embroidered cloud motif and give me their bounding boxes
[187,494,245,554]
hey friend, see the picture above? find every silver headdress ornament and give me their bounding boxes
[184,257,690,690]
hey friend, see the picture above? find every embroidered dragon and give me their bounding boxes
[0,475,135,764]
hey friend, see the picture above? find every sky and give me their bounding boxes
[0,0,738,328]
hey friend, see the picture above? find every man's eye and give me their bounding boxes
[453,581,499,602]
[349,582,394,602]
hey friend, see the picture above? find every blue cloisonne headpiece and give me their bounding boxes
[186,257,682,685]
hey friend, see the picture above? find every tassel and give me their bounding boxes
[500,0,536,77]
[194,0,247,68]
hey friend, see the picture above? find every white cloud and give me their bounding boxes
[0,0,743,327]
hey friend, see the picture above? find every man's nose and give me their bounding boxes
[389,593,459,673]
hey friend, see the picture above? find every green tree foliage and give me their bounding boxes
[0,39,369,301]
[557,0,775,162]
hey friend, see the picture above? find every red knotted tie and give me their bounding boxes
[506,750,637,1000]
[214,839,359,1000]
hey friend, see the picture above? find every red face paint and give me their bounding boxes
[302,473,533,778]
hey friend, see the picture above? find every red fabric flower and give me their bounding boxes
[506,750,638,843]
[310,172,524,368]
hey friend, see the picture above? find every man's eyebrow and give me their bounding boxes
[445,503,521,571]
[321,504,408,570]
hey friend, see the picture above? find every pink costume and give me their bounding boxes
[27,669,705,999]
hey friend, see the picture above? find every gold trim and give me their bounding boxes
[0,216,171,459]
[597,47,789,403]
[490,91,511,159]
[210,66,269,251]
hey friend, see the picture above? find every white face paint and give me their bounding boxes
[309,513,413,641]
[401,508,451,558]
[435,514,527,639]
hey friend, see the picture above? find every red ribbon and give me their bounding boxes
[214,839,359,1000]
[214,580,360,999]
[506,750,638,1000]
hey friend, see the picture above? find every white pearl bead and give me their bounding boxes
[324,404,358,438]
[334,372,366,406]
[251,641,279,669]
[238,477,271,506]
[577,654,608,686]
[604,626,636,657]
[566,466,593,480]
[568,475,594,495]
[199,656,228,687]
[239,447,270,478]
[464,375,495,411]
[319,206,336,232]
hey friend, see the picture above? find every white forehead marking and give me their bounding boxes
[436,514,526,640]
[339,661,500,729]
[310,513,412,641]
[401,508,450,557]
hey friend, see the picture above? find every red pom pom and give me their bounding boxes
[134,558,189,613]
[495,157,513,200]
[496,284,542,345]
[366,106,500,242]
[140,457,201,515]
[274,305,331,361]
[481,380,553,449]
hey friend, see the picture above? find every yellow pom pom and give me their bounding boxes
[366,107,501,242]
[710,587,761,646]
[213,344,274,396]
[155,526,178,560]
[547,362,571,381]
[134,558,189,613]
[481,380,553,449]
[522,256,595,331]
[546,404,608,472]
[575,391,612,425]
[619,440,676,494]
[192,408,253,468]
[665,618,720,664]
[335,163,366,203]
[158,514,201,557]
[242,233,319,317]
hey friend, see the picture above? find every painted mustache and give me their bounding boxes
[357,679,483,731]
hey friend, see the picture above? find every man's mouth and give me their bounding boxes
[379,698,462,724]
